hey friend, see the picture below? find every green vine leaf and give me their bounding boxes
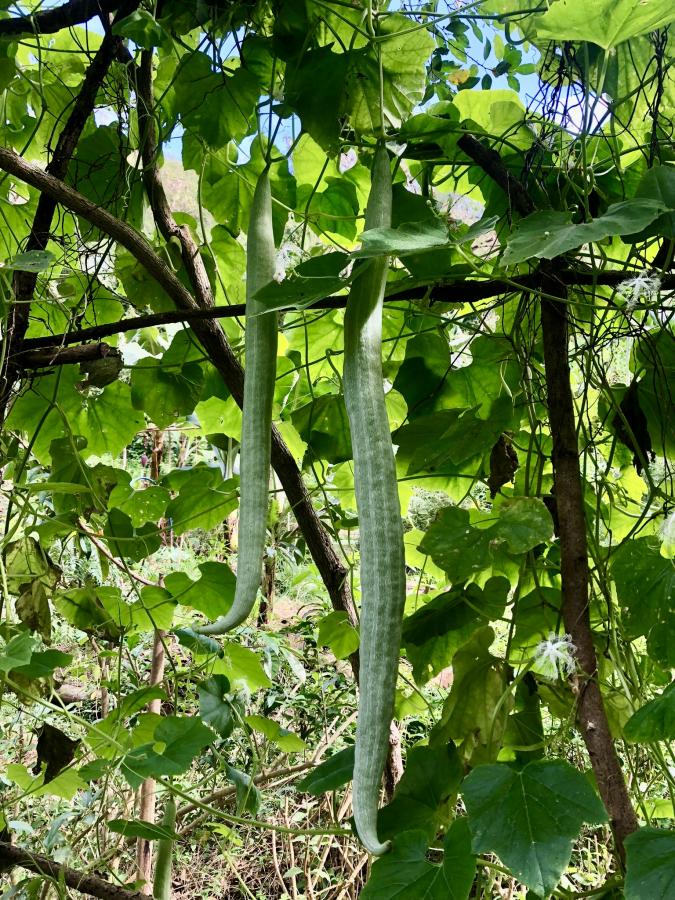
[1,250,54,272]
[344,14,434,136]
[12,648,72,680]
[212,643,271,692]
[378,742,463,842]
[112,10,169,49]
[131,357,205,429]
[165,561,236,620]
[463,760,608,895]
[297,747,355,796]
[164,470,238,536]
[353,217,498,259]
[108,819,179,841]
[534,0,675,50]
[246,715,307,752]
[0,633,38,673]
[430,627,512,764]
[121,716,215,790]
[402,578,509,684]
[502,201,667,265]
[7,370,144,464]
[199,675,236,739]
[611,537,675,667]
[624,827,675,899]
[625,681,675,742]
[361,819,476,900]
[317,610,359,661]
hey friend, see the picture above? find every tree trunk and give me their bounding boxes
[135,631,166,893]
[540,283,638,860]
[258,550,275,627]
[136,431,167,891]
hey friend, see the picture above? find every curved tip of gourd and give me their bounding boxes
[192,612,239,636]
[353,808,391,856]
[358,830,391,857]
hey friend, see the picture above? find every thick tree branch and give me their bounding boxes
[0,147,207,313]
[0,0,138,418]
[0,0,122,37]
[457,133,535,217]
[458,133,638,860]
[16,342,118,368]
[15,267,675,356]
[0,841,143,900]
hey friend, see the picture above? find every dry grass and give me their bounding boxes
[170,791,367,900]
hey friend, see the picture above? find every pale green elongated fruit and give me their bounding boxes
[152,794,177,900]
[199,169,277,635]
[343,145,405,856]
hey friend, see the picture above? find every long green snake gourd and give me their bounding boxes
[152,795,177,900]
[344,146,406,856]
[199,169,277,635]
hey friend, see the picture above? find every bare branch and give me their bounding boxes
[0,0,123,37]
[0,840,144,900]
[457,132,535,217]
[15,342,118,368]
[15,268,675,355]
[0,147,199,315]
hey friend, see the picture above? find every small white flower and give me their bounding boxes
[617,272,661,312]
[534,633,577,680]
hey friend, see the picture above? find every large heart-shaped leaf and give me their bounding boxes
[122,716,215,789]
[378,742,463,842]
[463,760,607,896]
[534,0,675,50]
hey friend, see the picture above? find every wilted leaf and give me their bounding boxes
[34,723,79,783]
[487,434,519,497]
